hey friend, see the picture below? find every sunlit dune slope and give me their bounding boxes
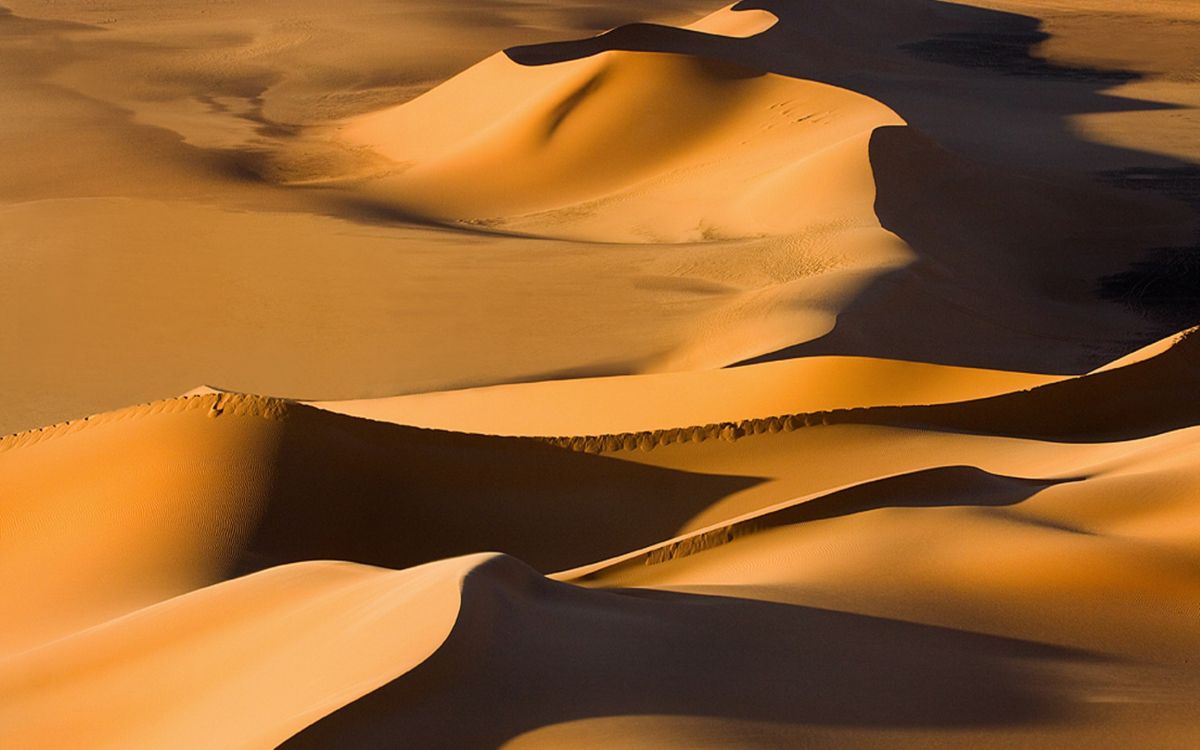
[5,548,1198,750]
[5,329,1195,658]
[327,17,906,242]
[0,555,481,750]
[313,355,1063,435]
[565,429,1200,660]
[1,1,1200,748]
[300,329,1196,747]
[536,328,1200,528]
[1,336,1198,749]
[0,393,758,655]
[280,550,1200,750]
[5,0,1197,435]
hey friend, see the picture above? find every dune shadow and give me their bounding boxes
[235,406,762,576]
[507,0,1200,373]
[898,24,1137,82]
[819,329,1200,442]
[1099,242,1200,330]
[1097,167,1200,330]
[281,554,1100,749]
[506,0,1173,162]
[585,465,1083,573]
[750,464,1074,523]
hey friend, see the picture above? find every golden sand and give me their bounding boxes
[2,1,1199,748]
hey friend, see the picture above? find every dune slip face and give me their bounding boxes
[3,1,1200,749]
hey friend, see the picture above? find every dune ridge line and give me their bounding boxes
[0,393,290,455]
[552,465,1069,579]
[5,328,1194,458]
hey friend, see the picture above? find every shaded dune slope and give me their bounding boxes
[9,552,1151,750]
[2,2,1200,747]
[0,392,758,655]
[747,123,1192,371]
[280,555,1104,750]
[4,329,1196,657]
[312,354,1062,436]
[302,0,1197,372]
[272,336,1200,747]
[2,335,1198,748]
[520,327,1200,455]
[557,465,1078,578]
[329,43,904,242]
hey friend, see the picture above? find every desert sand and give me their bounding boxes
[2,1,1199,748]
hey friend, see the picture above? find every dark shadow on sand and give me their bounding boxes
[234,406,762,576]
[506,0,1200,373]
[281,554,1101,749]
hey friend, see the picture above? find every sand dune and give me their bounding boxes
[313,354,1062,435]
[332,44,905,243]
[5,0,1197,434]
[0,391,761,654]
[0,556,478,750]
[3,0,1200,748]
[539,329,1200,527]
[5,328,1200,748]
[280,553,1198,750]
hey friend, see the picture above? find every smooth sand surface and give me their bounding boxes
[312,355,1063,435]
[2,1,1199,748]
[4,0,1198,436]
[4,333,1200,748]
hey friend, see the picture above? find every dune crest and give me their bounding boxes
[311,355,1063,436]
[3,0,1200,748]
[0,555,484,750]
[318,5,905,243]
[684,3,779,37]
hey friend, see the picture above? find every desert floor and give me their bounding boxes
[2,1,1199,748]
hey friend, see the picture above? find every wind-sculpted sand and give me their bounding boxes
[2,0,1199,748]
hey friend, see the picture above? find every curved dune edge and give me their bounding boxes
[683,2,779,38]
[6,440,1200,749]
[282,512,1200,749]
[0,554,490,750]
[550,465,1071,581]
[311,321,1189,443]
[311,354,1064,437]
[5,326,1191,459]
[2,332,1199,748]
[4,326,1192,660]
[1087,325,1197,374]
[1,1,1198,747]
[0,381,749,654]
[535,326,1200,451]
[0,392,289,455]
[312,0,907,243]
[6,456,1200,750]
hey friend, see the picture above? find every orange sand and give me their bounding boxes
[2,1,1199,748]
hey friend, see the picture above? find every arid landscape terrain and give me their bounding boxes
[2,1,1199,747]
